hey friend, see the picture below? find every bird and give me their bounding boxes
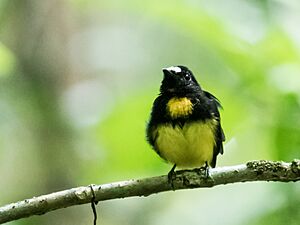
[146,65,225,183]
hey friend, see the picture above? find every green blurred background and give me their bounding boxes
[0,0,299,224]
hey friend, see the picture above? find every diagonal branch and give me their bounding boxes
[0,160,299,224]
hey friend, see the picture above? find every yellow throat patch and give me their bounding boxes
[167,97,193,118]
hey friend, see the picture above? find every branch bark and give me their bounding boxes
[0,160,299,224]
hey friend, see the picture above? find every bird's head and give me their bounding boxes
[160,65,201,96]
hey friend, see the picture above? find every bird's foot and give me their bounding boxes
[204,161,210,178]
[194,162,210,179]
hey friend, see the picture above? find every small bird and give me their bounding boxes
[146,66,225,181]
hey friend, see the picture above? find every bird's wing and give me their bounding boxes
[203,91,225,167]
[146,95,166,148]
[203,91,222,109]
[203,91,225,139]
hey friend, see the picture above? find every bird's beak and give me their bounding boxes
[162,67,175,78]
[162,68,172,75]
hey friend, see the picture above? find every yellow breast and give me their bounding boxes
[167,97,193,118]
[154,120,217,168]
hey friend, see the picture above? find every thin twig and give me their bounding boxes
[89,185,98,225]
[0,160,299,224]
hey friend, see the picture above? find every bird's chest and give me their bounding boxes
[154,120,217,168]
[166,97,193,119]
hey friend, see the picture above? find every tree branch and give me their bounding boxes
[0,160,299,224]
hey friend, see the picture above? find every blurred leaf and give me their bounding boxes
[0,42,15,77]
[273,94,300,160]
[255,29,299,67]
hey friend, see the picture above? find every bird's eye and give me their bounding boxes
[184,73,191,81]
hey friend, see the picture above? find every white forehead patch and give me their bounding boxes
[165,66,181,73]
